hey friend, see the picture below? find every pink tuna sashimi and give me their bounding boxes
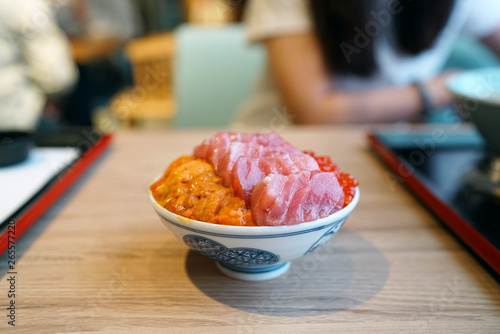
[302,170,344,221]
[250,174,288,225]
[232,154,320,204]
[193,131,301,168]
[251,171,345,226]
[193,131,233,169]
[249,132,302,154]
[276,155,319,174]
[218,142,306,187]
[265,172,310,225]
[232,157,265,202]
[218,142,265,186]
[237,131,298,151]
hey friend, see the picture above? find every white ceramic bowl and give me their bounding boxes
[149,184,359,281]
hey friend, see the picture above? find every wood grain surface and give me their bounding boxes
[1,126,498,333]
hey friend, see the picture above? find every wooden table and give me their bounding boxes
[1,127,499,333]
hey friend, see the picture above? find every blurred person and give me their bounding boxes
[234,0,500,126]
[54,0,143,126]
[0,0,78,132]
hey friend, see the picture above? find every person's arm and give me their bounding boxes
[265,33,455,124]
[481,25,500,58]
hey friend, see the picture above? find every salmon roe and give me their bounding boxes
[303,151,358,207]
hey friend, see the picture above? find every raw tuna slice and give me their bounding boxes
[217,142,266,186]
[265,172,310,225]
[232,154,320,203]
[193,131,233,169]
[193,131,301,168]
[277,155,319,174]
[217,142,306,187]
[303,170,344,221]
[251,171,345,226]
[232,156,265,202]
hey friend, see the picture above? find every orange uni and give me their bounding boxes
[150,156,254,226]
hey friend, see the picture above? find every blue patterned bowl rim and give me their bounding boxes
[149,174,359,236]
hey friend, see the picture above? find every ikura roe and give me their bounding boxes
[303,151,358,207]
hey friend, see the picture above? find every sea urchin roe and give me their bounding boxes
[150,155,254,226]
[303,151,359,207]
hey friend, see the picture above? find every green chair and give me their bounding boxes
[173,24,264,128]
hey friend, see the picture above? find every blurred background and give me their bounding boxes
[0,0,499,133]
[0,0,256,133]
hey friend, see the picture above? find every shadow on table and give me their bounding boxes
[184,230,390,317]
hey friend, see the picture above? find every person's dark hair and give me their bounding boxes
[309,0,456,77]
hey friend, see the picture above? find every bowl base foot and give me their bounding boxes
[216,262,291,281]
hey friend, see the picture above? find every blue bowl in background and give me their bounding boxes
[447,67,500,154]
